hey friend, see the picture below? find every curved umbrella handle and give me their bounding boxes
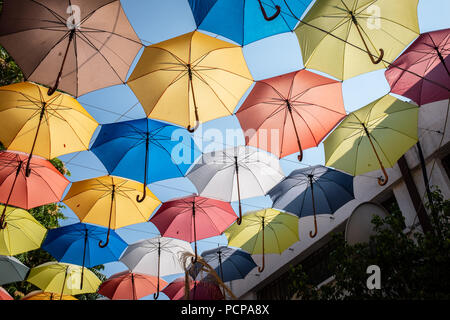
[187,121,200,133]
[0,216,7,230]
[153,291,160,300]
[378,164,389,186]
[368,48,384,65]
[297,149,303,162]
[98,227,111,248]
[257,252,265,273]
[257,0,281,21]
[258,218,265,272]
[237,202,243,225]
[308,174,318,238]
[136,186,147,203]
[309,214,318,238]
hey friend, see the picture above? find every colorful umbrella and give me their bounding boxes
[188,0,313,46]
[224,208,299,272]
[236,69,346,161]
[63,176,161,248]
[42,223,128,289]
[268,165,354,238]
[162,276,224,300]
[0,205,47,256]
[0,255,30,285]
[0,0,142,97]
[21,290,77,301]
[120,237,194,299]
[190,246,257,283]
[150,195,237,262]
[91,118,200,201]
[0,287,13,300]
[98,271,167,300]
[295,0,420,80]
[0,151,69,228]
[127,31,253,131]
[186,146,284,224]
[324,94,419,185]
[385,28,450,106]
[27,262,101,299]
[0,82,98,177]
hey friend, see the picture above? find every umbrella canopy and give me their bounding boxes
[162,276,224,300]
[27,262,101,298]
[0,0,142,97]
[21,290,77,300]
[0,151,69,228]
[190,246,257,283]
[224,208,299,272]
[98,271,168,300]
[0,287,13,300]
[63,176,161,248]
[324,94,419,185]
[186,146,284,224]
[385,28,450,106]
[0,255,30,285]
[91,118,201,201]
[42,223,127,289]
[236,69,346,160]
[0,205,47,256]
[0,82,98,177]
[127,31,253,131]
[120,237,194,299]
[188,0,313,46]
[150,195,237,260]
[268,165,354,238]
[295,0,420,80]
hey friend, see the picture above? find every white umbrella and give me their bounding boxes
[0,255,29,285]
[186,146,285,224]
[119,237,194,299]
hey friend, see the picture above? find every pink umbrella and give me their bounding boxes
[98,271,167,300]
[149,195,237,262]
[236,69,346,161]
[385,28,450,106]
[0,287,13,300]
[162,277,224,301]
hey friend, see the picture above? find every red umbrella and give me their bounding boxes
[149,195,237,262]
[0,287,13,300]
[236,69,346,161]
[162,277,224,301]
[98,271,167,300]
[385,28,450,106]
[0,151,69,229]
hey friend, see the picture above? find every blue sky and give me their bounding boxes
[56,0,450,299]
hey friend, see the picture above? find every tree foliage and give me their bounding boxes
[289,187,450,300]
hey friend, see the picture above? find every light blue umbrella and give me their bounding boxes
[268,165,354,238]
[188,0,312,46]
[0,255,29,285]
[91,118,200,202]
[41,223,128,289]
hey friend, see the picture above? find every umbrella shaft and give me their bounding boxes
[0,161,23,225]
[434,48,450,76]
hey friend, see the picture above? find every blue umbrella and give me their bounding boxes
[190,246,257,283]
[42,223,128,288]
[268,165,354,238]
[188,0,312,46]
[91,118,200,202]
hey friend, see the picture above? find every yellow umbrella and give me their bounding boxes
[63,176,161,247]
[295,0,420,80]
[127,31,254,131]
[21,290,77,300]
[0,81,98,175]
[27,262,101,299]
[224,208,299,273]
[324,94,419,185]
[0,205,47,255]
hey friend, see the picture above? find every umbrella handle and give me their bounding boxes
[136,187,147,203]
[297,149,303,162]
[378,164,389,186]
[257,253,265,273]
[153,291,160,300]
[98,229,110,248]
[309,214,318,238]
[350,12,384,65]
[0,214,7,230]
[257,0,281,21]
[309,175,318,238]
[187,121,200,133]
[258,219,265,272]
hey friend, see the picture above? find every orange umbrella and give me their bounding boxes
[236,69,346,161]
